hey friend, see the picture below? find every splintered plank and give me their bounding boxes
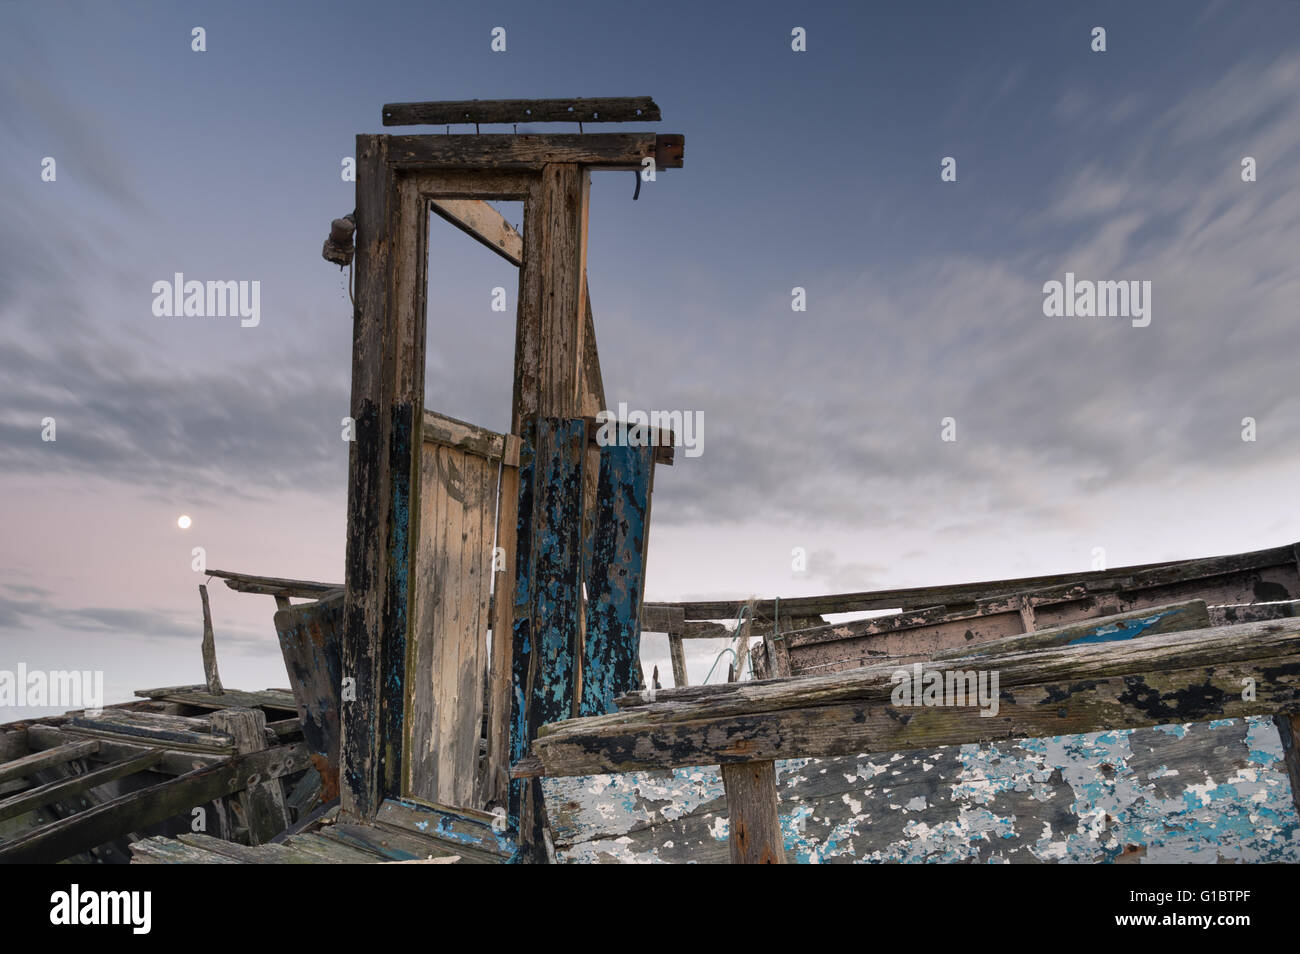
[316,821,461,863]
[383,97,662,127]
[130,836,241,864]
[275,594,344,803]
[377,798,512,860]
[0,740,99,785]
[519,618,1300,777]
[580,444,655,716]
[134,686,299,713]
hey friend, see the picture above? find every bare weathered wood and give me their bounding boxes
[24,725,225,776]
[422,408,513,462]
[0,739,99,785]
[667,543,1298,620]
[720,760,785,864]
[0,742,308,864]
[211,708,290,844]
[274,595,343,804]
[384,97,662,127]
[207,569,341,599]
[521,618,1300,777]
[0,748,164,823]
[406,436,496,807]
[386,134,683,171]
[668,635,689,688]
[199,584,224,695]
[485,460,520,810]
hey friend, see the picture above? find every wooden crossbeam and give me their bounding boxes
[383,97,662,127]
[387,134,683,170]
[207,569,341,599]
[0,748,164,823]
[652,543,1298,620]
[516,618,1300,777]
[0,739,99,785]
[0,742,308,864]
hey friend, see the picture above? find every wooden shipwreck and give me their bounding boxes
[3,97,1299,864]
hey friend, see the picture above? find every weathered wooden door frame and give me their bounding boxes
[341,130,682,831]
[341,139,539,819]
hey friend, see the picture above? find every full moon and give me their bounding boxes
[177,515,192,529]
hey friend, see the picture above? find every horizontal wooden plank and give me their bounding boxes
[130,836,241,864]
[386,133,684,170]
[135,686,300,713]
[422,409,512,462]
[0,739,99,785]
[383,97,662,127]
[0,748,164,823]
[521,618,1300,776]
[25,725,227,775]
[929,600,1210,660]
[661,544,1297,620]
[205,570,341,599]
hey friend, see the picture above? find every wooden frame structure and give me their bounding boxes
[338,99,683,860]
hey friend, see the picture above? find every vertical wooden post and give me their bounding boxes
[1016,595,1037,633]
[340,134,394,819]
[668,634,689,688]
[212,708,290,845]
[721,760,786,864]
[1274,712,1300,815]
[507,163,591,858]
[198,584,223,696]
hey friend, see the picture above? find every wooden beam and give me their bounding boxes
[422,409,515,463]
[211,708,291,844]
[0,739,99,785]
[207,569,341,599]
[721,761,785,864]
[199,583,224,695]
[519,618,1300,777]
[0,742,308,864]
[431,198,523,265]
[387,134,684,171]
[0,748,164,824]
[668,635,689,688]
[663,544,1298,620]
[383,97,662,127]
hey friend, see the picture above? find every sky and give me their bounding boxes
[2,0,1299,717]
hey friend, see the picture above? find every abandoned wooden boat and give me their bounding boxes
[4,97,1297,864]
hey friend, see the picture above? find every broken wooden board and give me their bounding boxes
[521,618,1300,776]
[275,595,344,804]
